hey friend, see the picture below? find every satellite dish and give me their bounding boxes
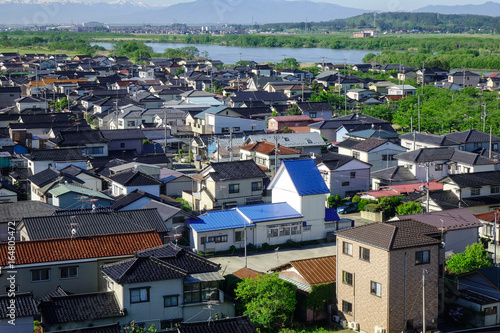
[71,228,77,236]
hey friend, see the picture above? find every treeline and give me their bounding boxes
[363,50,500,70]
[259,12,500,33]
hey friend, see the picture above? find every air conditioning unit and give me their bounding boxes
[348,322,359,331]
[332,315,340,323]
[374,326,386,333]
[340,320,347,328]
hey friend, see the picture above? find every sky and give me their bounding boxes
[132,0,500,12]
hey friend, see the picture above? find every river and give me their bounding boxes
[95,42,380,65]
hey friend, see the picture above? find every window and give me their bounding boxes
[371,281,382,296]
[172,216,185,224]
[342,181,350,187]
[435,164,443,171]
[415,250,430,265]
[127,121,135,127]
[471,187,481,196]
[343,241,353,256]
[107,280,114,291]
[229,184,239,193]
[342,271,353,286]
[86,147,104,155]
[232,127,240,132]
[207,235,228,243]
[267,226,279,238]
[60,266,78,279]
[491,186,500,194]
[279,225,291,236]
[235,230,244,242]
[485,306,497,316]
[382,154,395,161]
[130,287,150,303]
[184,281,218,304]
[252,182,262,191]
[164,295,179,307]
[120,143,125,148]
[342,300,353,315]
[31,269,50,282]
[359,247,370,262]
[350,172,356,179]
[310,112,317,118]
[221,127,229,133]
[493,143,499,151]
[353,151,360,159]
[200,237,206,245]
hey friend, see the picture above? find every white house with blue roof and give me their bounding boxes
[189,159,350,253]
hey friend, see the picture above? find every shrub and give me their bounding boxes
[247,243,256,251]
[261,242,271,251]
[229,245,237,253]
[351,194,361,203]
[357,198,371,211]
[364,203,381,212]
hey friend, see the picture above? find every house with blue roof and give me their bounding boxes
[189,158,350,252]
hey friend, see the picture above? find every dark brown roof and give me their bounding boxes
[335,219,441,251]
[231,267,264,280]
[272,255,336,285]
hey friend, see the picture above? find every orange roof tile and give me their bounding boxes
[475,209,500,223]
[231,267,264,279]
[240,141,301,156]
[0,230,162,266]
[272,255,336,285]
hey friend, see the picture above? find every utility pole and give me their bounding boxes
[422,269,428,333]
[244,221,248,268]
[418,95,421,132]
[426,162,430,212]
[483,103,487,133]
[164,111,168,155]
[229,127,233,162]
[274,135,279,174]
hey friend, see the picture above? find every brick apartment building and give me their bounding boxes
[335,220,444,333]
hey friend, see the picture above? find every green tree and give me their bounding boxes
[395,201,423,215]
[446,243,493,275]
[175,198,192,212]
[235,273,296,331]
[378,196,403,218]
[327,194,342,208]
[306,283,335,322]
[286,104,302,116]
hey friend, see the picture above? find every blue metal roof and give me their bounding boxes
[237,202,302,223]
[324,208,340,222]
[188,209,250,233]
[283,159,330,196]
[188,202,302,232]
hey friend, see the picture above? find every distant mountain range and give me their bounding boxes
[414,1,500,17]
[0,0,369,25]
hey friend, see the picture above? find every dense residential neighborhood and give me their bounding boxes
[0,48,499,333]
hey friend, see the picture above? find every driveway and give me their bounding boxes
[210,242,337,275]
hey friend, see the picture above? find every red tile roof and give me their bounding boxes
[0,230,162,266]
[475,209,500,223]
[240,141,301,155]
[270,115,312,122]
[231,267,264,279]
[359,180,443,198]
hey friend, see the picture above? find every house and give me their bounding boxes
[28,167,87,204]
[22,148,87,177]
[17,208,167,241]
[448,71,480,87]
[160,168,194,197]
[315,152,371,198]
[0,230,163,298]
[475,210,500,258]
[108,170,163,197]
[387,84,417,96]
[39,290,125,332]
[335,220,443,333]
[0,201,57,242]
[0,86,22,108]
[394,148,497,182]
[267,115,317,133]
[244,132,325,155]
[101,243,235,330]
[45,129,109,157]
[400,129,500,153]
[227,91,288,108]
[0,293,38,333]
[189,159,339,253]
[48,183,113,209]
[391,208,482,254]
[204,113,267,135]
[453,268,500,326]
[100,129,147,155]
[295,101,335,119]
[336,138,406,172]
[270,255,336,322]
[182,160,269,212]
[239,141,302,173]
[359,179,443,200]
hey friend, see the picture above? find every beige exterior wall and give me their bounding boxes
[337,236,441,333]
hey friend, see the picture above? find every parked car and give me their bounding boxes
[337,202,358,214]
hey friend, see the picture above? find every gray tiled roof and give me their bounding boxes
[21,208,166,240]
[101,243,220,284]
[27,168,61,187]
[399,132,458,146]
[395,148,494,165]
[0,201,57,223]
[101,129,147,141]
[24,148,86,162]
[40,292,123,325]
[335,219,441,250]
[315,152,363,170]
[49,129,108,146]
[440,170,500,188]
[207,160,267,181]
[445,129,500,144]
[49,323,122,333]
[110,189,161,210]
[370,166,417,182]
[350,137,389,152]
[177,315,257,333]
[109,170,163,186]
[395,208,482,231]
[0,292,38,319]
